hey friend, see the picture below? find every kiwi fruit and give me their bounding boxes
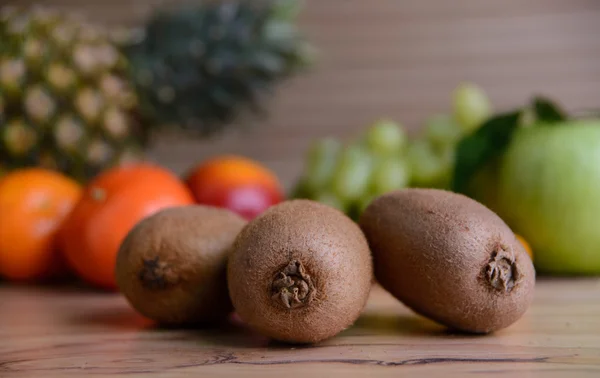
[115,205,246,326]
[227,199,373,344]
[359,188,535,334]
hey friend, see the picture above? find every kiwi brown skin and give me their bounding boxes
[359,188,536,334]
[115,205,247,326]
[227,199,373,344]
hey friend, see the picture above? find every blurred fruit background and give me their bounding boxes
[2,0,600,287]
[4,0,599,186]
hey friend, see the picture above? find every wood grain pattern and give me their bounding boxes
[4,0,600,188]
[1,279,599,377]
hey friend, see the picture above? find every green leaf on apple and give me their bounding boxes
[532,96,567,123]
[452,111,521,194]
[452,96,567,194]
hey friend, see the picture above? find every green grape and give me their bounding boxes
[422,115,461,189]
[290,176,313,199]
[331,145,373,201]
[314,191,347,213]
[452,82,492,133]
[407,138,446,188]
[434,143,457,190]
[425,114,463,150]
[304,137,342,192]
[370,158,410,196]
[364,118,407,156]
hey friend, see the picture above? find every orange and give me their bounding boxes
[58,163,195,290]
[516,234,533,260]
[0,169,82,281]
[186,155,284,220]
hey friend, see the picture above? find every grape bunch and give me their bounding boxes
[292,82,492,220]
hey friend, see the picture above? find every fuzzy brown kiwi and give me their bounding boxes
[227,199,373,344]
[115,205,246,326]
[359,188,535,334]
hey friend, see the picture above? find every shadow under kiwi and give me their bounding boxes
[0,275,88,292]
[186,323,273,349]
[353,312,509,339]
[68,306,155,330]
[70,307,273,348]
[347,312,476,338]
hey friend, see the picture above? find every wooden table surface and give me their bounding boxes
[1,278,599,377]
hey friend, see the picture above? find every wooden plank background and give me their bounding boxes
[5,0,600,188]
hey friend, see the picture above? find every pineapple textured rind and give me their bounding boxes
[0,6,146,182]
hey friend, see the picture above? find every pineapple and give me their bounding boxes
[0,0,312,182]
[126,0,314,134]
[0,6,146,182]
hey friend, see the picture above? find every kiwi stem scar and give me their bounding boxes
[271,260,316,309]
[485,246,518,292]
[139,256,179,290]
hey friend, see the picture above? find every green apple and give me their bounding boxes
[465,157,502,215]
[496,119,600,275]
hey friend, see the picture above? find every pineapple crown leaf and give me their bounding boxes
[120,0,314,137]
